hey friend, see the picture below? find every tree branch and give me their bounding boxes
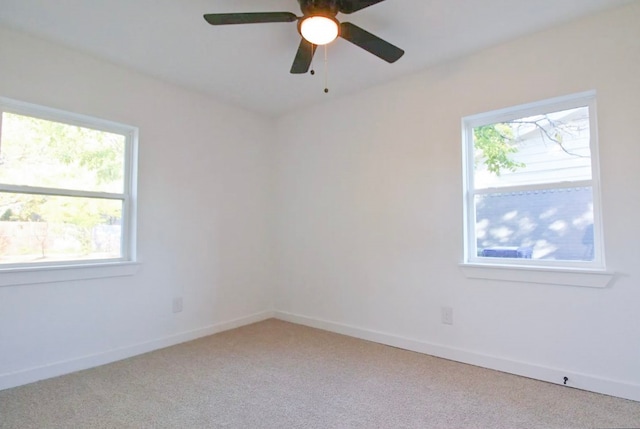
[510,117,588,158]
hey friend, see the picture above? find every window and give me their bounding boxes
[462,91,604,270]
[0,98,137,269]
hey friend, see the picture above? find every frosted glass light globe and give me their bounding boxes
[300,16,339,45]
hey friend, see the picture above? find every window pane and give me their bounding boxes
[0,192,123,264]
[0,112,125,193]
[475,187,594,262]
[473,106,592,189]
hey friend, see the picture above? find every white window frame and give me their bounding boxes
[461,91,611,286]
[0,97,138,286]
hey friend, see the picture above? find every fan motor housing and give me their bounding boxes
[298,0,339,17]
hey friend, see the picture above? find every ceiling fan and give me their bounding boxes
[204,0,404,74]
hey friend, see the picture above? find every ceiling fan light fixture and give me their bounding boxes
[299,15,339,45]
[204,0,405,75]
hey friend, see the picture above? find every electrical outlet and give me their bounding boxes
[441,307,453,325]
[172,297,183,313]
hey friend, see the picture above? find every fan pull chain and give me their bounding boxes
[310,43,316,75]
[323,44,329,93]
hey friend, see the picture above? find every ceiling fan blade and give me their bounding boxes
[290,38,317,74]
[338,0,386,14]
[339,22,404,63]
[203,12,297,25]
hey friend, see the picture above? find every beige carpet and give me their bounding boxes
[1,319,639,428]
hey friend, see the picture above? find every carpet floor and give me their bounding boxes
[1,319,639,428]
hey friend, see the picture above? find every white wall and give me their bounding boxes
[274,3,640,401]
[0,26,275,388]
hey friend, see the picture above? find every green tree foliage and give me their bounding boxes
[0,112,124,260]
[1,113,125,191]
[473,124,525,175]
[0,209,13,221]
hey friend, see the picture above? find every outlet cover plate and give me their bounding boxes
[441,307,453,325]
[172,297,183,313]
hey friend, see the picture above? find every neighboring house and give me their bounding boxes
[476,187,593,260]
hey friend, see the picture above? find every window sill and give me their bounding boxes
[0,261,140,287]
[459,263,614,288]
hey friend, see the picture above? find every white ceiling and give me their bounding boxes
[0,0,634,116]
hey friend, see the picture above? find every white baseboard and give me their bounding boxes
[0,310,275,391]
[4,309,638,402]
[275,311,640,402]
